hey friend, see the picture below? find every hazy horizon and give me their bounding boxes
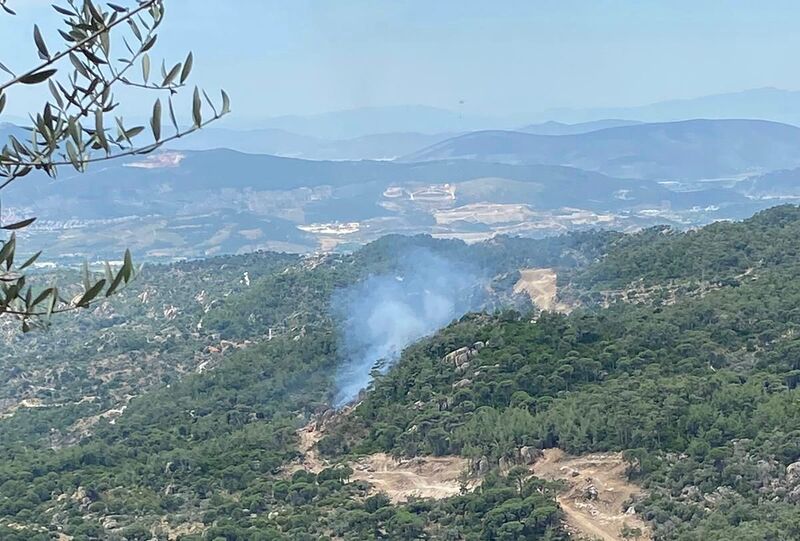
[3,1,800,123]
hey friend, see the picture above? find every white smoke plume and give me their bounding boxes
[332,249,485,407]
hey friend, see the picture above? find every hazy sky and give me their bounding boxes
[2,0,800,120]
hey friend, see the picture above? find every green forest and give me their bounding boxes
[2,206,800,540]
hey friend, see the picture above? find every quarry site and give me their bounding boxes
[535,449,653,541]
[513,267,573,313]
[293,413,475,503]
[283,284,655,539]
[293,407,651,541]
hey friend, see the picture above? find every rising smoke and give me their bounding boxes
[331,249,486,407]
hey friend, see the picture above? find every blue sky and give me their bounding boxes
[2,0,800,120]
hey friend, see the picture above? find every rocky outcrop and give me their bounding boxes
[443,342,486,370]
[519,446,539,465]
[787,461,800,483]
[309,406,337,431]
[583,480,599,500]
[469,446,543,476]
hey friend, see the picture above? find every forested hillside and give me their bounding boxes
[0,233,597,540]
[332,206,800,540]
[2,207,800,540]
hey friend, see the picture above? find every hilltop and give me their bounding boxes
[402,119,800,180]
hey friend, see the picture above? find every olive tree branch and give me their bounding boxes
[0,0,158,92]
[0,120,219,195]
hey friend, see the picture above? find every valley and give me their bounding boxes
[4,3,800,539]
[3,115,798,263]
[4,109,800,541]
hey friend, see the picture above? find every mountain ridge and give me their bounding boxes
[533,87,800,124]
[519,119,642,135]
[401,118,800,180]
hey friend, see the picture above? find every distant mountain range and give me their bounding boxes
[239,105,493,139]
[8,87,800,144]
[6,98,800,260]
[738,168,800,199]
[0,122,27,141]
[166,127,455,161]
[519,119,642,135]
[9,87,800,161]
[532,87,800,125]
[9,149,676,218]
[402,119,800,180]
[224,88,800,138]
[4,145,767,260]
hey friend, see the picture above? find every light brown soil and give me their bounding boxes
[350,453,474,503]
[295,425,326,473]
[433,203,536,226]
[297,423,650,538]
[533,449,652,541]
[514,268,571,312]
[293,422,477,503]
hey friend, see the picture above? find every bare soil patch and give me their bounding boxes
[514,268,571,312]
[293,421,477,503]
[350,453,474,503]
[295,424,326,474]
[533,449,652,541]
[434,203,536,225]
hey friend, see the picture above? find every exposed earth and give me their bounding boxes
[295,419,652,540]
[533,449,652,541]
[294,421,476,503]
[513,267,571,312]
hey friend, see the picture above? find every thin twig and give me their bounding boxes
[0,114,223,190]
[0,0,157,92]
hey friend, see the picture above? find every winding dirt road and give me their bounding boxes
[534,449,652,541]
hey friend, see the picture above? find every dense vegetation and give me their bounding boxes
[1,234,589,539]
[333,206,800,540]
[2,206,800,539]
[0,251,297,451]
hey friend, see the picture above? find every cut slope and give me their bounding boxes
[295,420,476,503]
[534,449,652,541]
[513,267,571,312]
[350,453,473,503]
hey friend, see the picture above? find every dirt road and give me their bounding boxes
[534,449,652,541]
